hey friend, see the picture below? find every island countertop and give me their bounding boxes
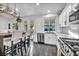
[0,33,12,37]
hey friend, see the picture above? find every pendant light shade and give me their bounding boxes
[16,16,22,22]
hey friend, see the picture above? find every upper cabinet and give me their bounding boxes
[59,4,72,27]
[69,3,79,24]
[59,3,79,27]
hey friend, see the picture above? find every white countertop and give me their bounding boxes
[54,32,79,40]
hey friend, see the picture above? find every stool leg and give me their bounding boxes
[20,39,23,56]
[14,45,17,55]
[24,40,27,53]
[7,46,9,50]
[4,45,6,56]
[11,41,13,56]
[18,44,20,53]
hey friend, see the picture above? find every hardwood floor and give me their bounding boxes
[33,43,57,56]
[4,41,57,56]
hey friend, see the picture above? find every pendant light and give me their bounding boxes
[16,16,22,22]
[14,3,22,22]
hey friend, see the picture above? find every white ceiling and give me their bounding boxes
[1,3,66,18]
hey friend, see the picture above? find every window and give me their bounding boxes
[44,18,55,32]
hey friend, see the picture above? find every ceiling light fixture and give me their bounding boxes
[47,10,51,13]
[15,8,19,12]
[36,3,39,6]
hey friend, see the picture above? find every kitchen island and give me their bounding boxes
[0,33,12,56]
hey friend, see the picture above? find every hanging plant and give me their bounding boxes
[16,16,22,22]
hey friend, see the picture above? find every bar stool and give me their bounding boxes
[18,37,27,56]
[4,31,29,56]
[3,37,12,56]
[4,38,25,56]
[3,31,23,56]
[26,36,31,56]
[23,37,27,53]
[20,33,29,55]
[4,41,18,56]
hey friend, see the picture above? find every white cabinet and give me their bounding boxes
[59,4,72,27]
[45,33,58,45]
[59,11,66,27]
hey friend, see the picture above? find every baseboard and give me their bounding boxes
[38,42,44,44]
[34,42,57,48]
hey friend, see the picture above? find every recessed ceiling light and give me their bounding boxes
[15,8,19,12]
[47,10,51,13]
[36,3,39,6]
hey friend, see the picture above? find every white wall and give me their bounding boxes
[34,17,44,33]
[0,13,15,33]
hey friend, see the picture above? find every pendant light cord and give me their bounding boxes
[7,3,9,11]
[14,3,20,17]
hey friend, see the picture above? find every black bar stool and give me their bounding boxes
[17,38,24,56]
[4,41,17,56]
[19,37,27,56]
[27,37,30,48]
[23,37,27,53]
[4,37,28,56]
[20,38,23,56]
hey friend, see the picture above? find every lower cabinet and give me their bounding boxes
[34,33,58,45]
[45,33,58,45]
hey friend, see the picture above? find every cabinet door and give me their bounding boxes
[45,33,57,45]
[59,11,66,27]
[59,4,72,27]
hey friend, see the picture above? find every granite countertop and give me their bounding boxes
[0,33,12,37]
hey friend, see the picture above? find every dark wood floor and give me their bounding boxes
[4,41,57,56]
[33,43,57,56]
